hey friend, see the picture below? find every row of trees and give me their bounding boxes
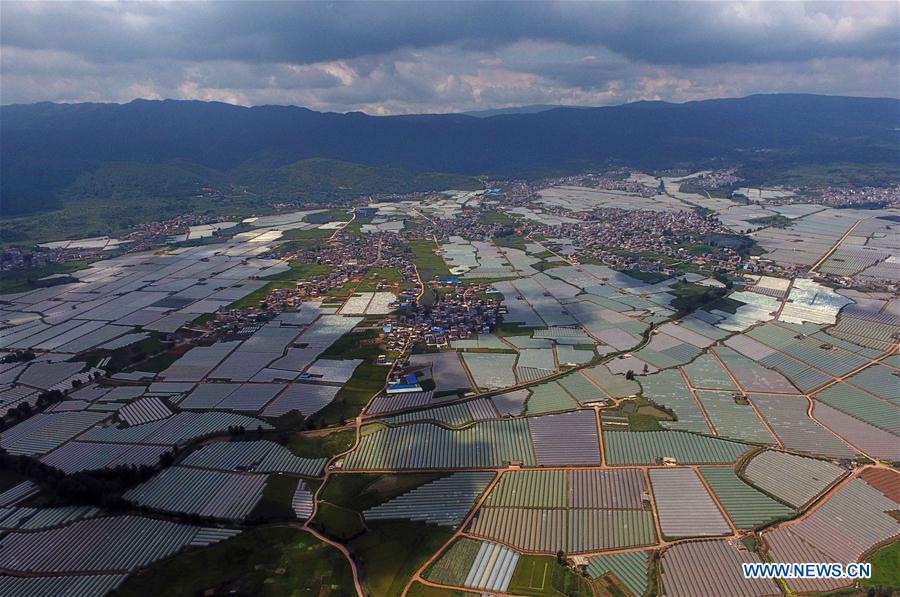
[1,389,66,430]
[0,446,172,511]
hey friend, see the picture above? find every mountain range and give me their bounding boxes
[2,94,898,216]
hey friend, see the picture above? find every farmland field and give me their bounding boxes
[507,555,593,597]
[117,526,355,597]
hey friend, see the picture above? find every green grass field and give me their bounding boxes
[409,238,451,279]
[116,526,355,597]
[492,234,528,251]
[309,472,455,597]
[862,540,900,590]
[288,429,355,458]
[477,210,514,225]
[126,347,185,373]
[622,269,669,283]
[507,555,594,597]
[310,330,389,426]
[248,474,300,521]
[313,501,367,541]
[318,472,445,512]
[352,521,455,597]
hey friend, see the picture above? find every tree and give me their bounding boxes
[625,369,635,381]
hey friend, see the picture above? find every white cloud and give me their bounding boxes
[0,2,897,112]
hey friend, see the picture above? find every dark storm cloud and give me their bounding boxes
[1,1,897,112]
[3,2,897,66]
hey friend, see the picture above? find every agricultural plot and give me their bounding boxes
[364,472,495,526]
[208,322,304,381]
[366,390,439,415]
[344,419,536,469]
[604,430,750,465]
[0,515,236,573]
[384,399,498,426]
[661,539,779,597]
[80,411,272,447]
[640,370,710,433]
[41,441,170,474]
[557,372,608,404]
[811,401,900,461]
[507,278,579,327]
[493,281,544,327]
[0,411,109,455]
[745,321,870,379]
[632,330,703,370]
[452,334,508,350]
[261,383,340,417]
[178,382,242,408]
[682,354,738,391]
[538,185,688,213]
[486,469,647,509]
[0,482,37,509]
[462,541,519,592]
[0,221,312,356]
[124,466,267,520]
[555,344,594,365]
[0,575,128,597]
[762,474,900,595]
[472,468,655,552]
[748,393,857,458]
[160,342,239,382]
[424,537,483,586]
[751,208,860,269]
[779,279,853,325]
[649,468,732,538]
[304,358,363,383]
[585,551,650,597]
[844,364,900,402]
[181,440,326,476]
[339,292,397,315]
[215,314,362,382]
[214,383,285,412]
[746,275,791,299]
[528,409,601,466]
[461,352,517,390]
[524,381,579,415]
[10,359,90,390]
[713,347,798,393]
[829,303,899,351]
[582,364,639,398]
[470,506,656,553]
[699,467,794,529]
[441,237,516,277]
[0,506,100,531]
[742,450,844,508]
[515,348,557,382]
[408,352,472,394]
[292,481,315,519]
[117,396,173,426]
[491,389,529,417]
[694,390,776,444]
[714,292,779,332]
[814,383,899,435]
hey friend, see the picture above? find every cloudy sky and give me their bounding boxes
[1,1,897,114]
